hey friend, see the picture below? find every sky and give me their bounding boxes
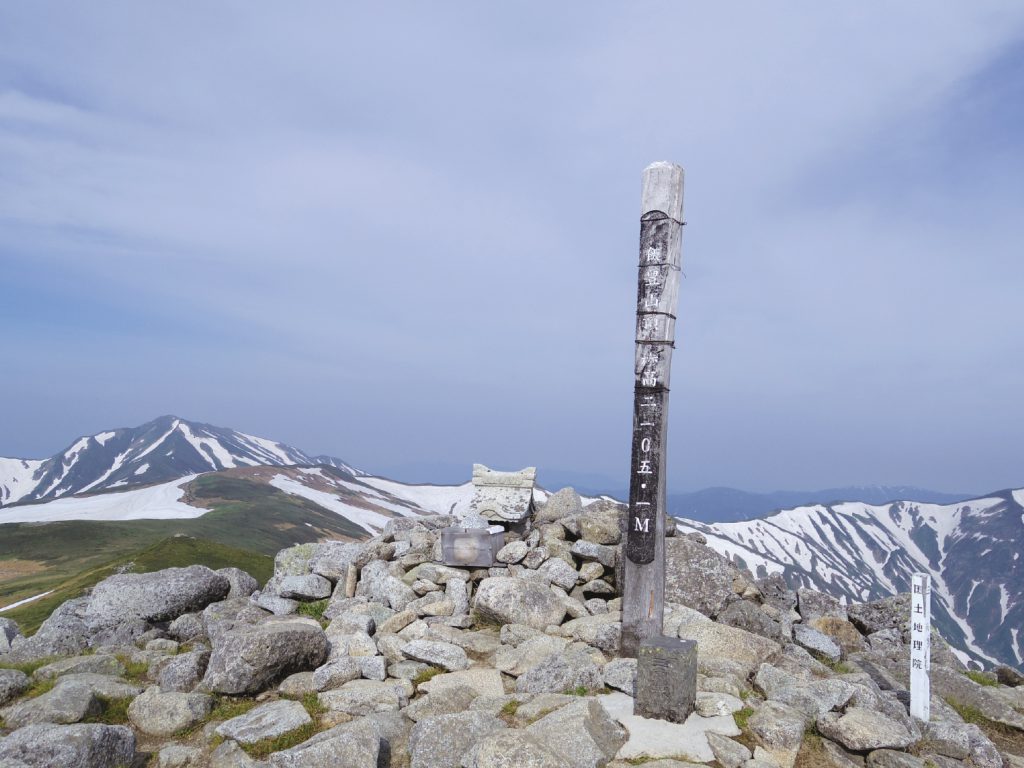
[1,3,1022,495]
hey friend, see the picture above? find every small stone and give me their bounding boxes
[515,650,603,694]
[706,732,751,768]
[278,671,316,697]
[157,743,204,768]
[695,691,744,717]
[569,541,616,568]
[313,658,362,691]
[496,541,529,564]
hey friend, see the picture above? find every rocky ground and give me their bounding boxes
[0,488,1022,768]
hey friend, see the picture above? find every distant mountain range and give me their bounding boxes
[679,490,1024,668]
[1,416,1020,669]
[665,485,977,523]
[0,415,360,506]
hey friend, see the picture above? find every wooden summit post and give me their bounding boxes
[621,162,684,657]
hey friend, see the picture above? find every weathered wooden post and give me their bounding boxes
[910,573,932,721]
[621,162,685,657]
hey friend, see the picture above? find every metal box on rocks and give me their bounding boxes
[440,525,506,567]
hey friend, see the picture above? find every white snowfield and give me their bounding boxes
[0,476,203,524]
[0,457,44,506]
[359,477,476,517]
[268,474,409,534]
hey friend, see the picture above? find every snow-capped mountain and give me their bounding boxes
[678,490,1024,669]
[0,416,361,506]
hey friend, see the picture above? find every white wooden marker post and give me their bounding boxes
[910,572,931,721]
[621,162,685,657]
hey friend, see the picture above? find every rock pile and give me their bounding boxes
[1,490,1022,768]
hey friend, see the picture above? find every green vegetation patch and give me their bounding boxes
[963,670,998,687]
[84,695,132,725]
[0,656,59,676]
[412,667,444,686]
[733,706,754,731]
[242,722,318,759]
[296,599,329,624]
[209,696,260,722]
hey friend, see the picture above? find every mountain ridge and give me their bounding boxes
[0,415,360,507]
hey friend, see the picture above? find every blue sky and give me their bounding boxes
[1,3,1022,494]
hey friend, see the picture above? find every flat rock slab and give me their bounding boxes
[0,723,136,768]
[217,699,311,745]
[598,691,740,764]
[419,668,505,699]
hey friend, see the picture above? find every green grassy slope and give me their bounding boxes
[0,473,369,633]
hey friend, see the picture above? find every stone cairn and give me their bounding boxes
[1,489,1022,768]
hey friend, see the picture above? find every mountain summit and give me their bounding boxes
[0,416,359,506]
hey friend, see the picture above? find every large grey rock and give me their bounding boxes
[268,727,380,767]
[203,617,329,694]
[217,567,260,598]
[535,488,583,523]
[664,536,740,618]
[847,594,910,636]
[275,543,317,577]
[717,600,783,642]
[577,502,622,546]
[319,678,407,716]
[309,541,369,581]
[358,559,418,611]
[0,616,22,652]
[0,668,29,706]
[0,723,136,768]
[86,565,230,628]
[32,654,123,682]
[526,698,627,768]
[930,665,1024,730]
[409,711,506,768]
[817,707,915,751]
[465,731,571,768]
[9,597,91,658]
[402,639,469,672]
[1,678,99,727]
[419,669,505,699]
[515,650,603,694]
[127,686,212,737]
[793,623,842,662]
[747,700,807,768]
[159,649,210,693]
[278,574,333,601]
[673,605,781,678]
[473,577,566,630]
[796,588,847,622]
[216,699,311,745]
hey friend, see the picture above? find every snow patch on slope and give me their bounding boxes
[269,474,397,534]
[0,476,203,523]
[360,477,475,517]
[0,458,44,505]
